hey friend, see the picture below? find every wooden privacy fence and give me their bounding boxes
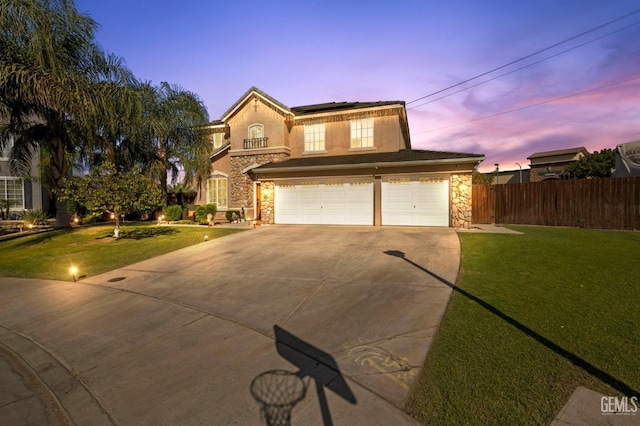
[472,177,640,230]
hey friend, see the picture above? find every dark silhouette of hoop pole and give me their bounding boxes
[274,325,357,426]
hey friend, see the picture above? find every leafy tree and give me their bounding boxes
[139,82,209,207]
[61,163,162,236]
[0,0,132,228]
[565,149,616,179]
[472,169,494,185]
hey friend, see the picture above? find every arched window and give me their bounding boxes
[248,124,264,139]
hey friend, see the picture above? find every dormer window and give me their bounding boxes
[350,118,374,148]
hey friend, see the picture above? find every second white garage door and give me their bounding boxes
[382,176,449,226]
[275,180,373,225]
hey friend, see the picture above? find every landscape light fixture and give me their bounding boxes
[204,234,209,241]
[70,266,78,282]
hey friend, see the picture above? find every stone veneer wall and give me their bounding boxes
[450,173,473,228]
[260,181,275,224]
[229,152,289,210]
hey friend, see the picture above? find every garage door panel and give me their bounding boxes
[382,177,449,226]
[275,181,373,225]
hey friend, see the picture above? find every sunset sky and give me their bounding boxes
[76,0,640,172]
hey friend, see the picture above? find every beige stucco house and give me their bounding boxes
[196,87,484,228]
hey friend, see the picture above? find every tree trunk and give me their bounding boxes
[49,138,71,229]
[159,139,168,207]
[53,195,69,229]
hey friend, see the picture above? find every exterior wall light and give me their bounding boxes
[70,266,78,282]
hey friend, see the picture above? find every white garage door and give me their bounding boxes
[382,176,449,226]
[275,180,373,225]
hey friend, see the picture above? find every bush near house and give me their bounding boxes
[164,204,184,221]
[23,209,48,226]
[195,204,217,224]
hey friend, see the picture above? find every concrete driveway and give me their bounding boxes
[0,225,459,425]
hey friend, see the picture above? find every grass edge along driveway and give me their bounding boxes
[0,223,246,281]
[405,226,639,425]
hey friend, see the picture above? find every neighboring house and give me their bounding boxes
[196,87,484,228]
[490,168,531,184]
[0,134,48,218]
[527,147,588,182]
[612,141,640,177]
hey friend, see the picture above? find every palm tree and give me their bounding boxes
[0,0,130,228]
[139,82,210,206]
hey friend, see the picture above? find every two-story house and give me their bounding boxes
[196,87,484,228]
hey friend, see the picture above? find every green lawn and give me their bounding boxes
[406,226,640,425]
[0,223,245,281]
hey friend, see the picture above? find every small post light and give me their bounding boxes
[204,234,209,241]
[28,223,34,230]
[70,266,78,282]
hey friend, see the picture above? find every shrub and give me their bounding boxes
[84,212,106,224]
[195,204,217,224]
[23,209,48,226]
[225,210,241,222]
[173,220,196,225]
[164,204,184,221]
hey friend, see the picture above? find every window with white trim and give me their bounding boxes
[1,135,14,159]
[304,123,325,152]
[350,118,374,148]
[208,133,224,149]
[248,124,264,139]
[0,178,24,209]
[206,176,228,209]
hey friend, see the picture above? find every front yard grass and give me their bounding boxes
[406,226,640,425]
[0,223,245,281]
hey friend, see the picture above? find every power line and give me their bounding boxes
[407,20,640,111]
[407,8,640,106]
[410,76,640,136]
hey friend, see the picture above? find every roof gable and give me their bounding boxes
[527,146,588,160]
[220,87,292,122]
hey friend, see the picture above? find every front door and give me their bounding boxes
[255,183,262,220]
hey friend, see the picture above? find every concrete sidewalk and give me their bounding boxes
[0,226,459,425]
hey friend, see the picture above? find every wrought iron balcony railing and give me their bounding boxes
[243,137,268,149]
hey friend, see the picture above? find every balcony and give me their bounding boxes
[243,137,268,149]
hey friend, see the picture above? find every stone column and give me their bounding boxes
[450,174,473,228]
[261,181,275,224]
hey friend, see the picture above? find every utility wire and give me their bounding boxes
[410,76,640,136]
[408,20,640,111]
[407,8,640,105]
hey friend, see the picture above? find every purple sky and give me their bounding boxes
[76,0,640,172]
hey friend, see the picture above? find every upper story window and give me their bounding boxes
[208,133,224,149]
[245,124,267,149]
[248,124,264,139]
[304,123,325,152]
[350,118,374,148]
[1,135,14,159]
